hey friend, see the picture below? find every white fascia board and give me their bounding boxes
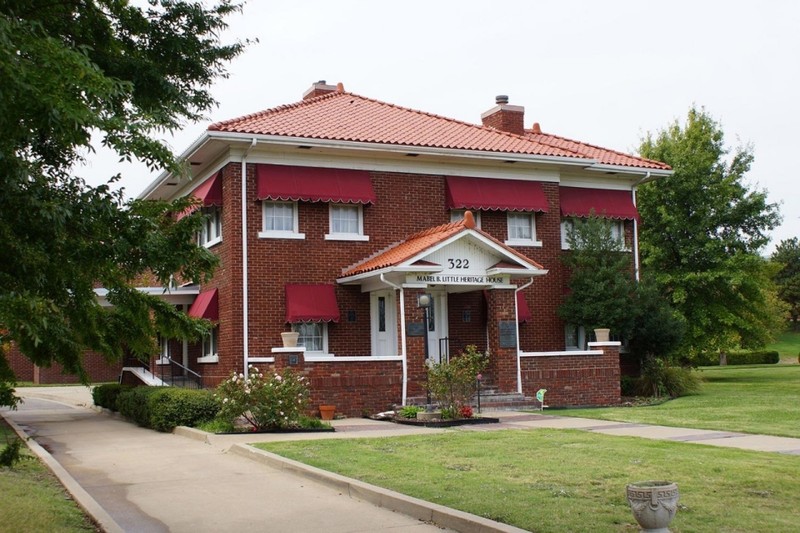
[584,164,672,178]
[138,132,215,200]
[487,267,549,277]
[201,131,596,167]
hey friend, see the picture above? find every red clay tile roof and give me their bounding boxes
[209,91,585,158]
[341,217,544,277]
[524,130,670,170]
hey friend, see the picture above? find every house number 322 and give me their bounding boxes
[448,258,469,269]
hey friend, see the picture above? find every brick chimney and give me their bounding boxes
[481,95,525,135]
[302,80,338,100]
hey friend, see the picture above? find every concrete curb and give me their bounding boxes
[230,443,529,533]
[1,411,125,533]
[173,425,211,444]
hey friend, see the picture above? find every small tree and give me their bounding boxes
[426,345,487,419]
[559,215,637,341]
[772,238,800,330]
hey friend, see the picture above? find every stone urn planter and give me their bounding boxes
[319,405,336,420]
[594,328,611,342]
[626,480,679,532]
[281,331,299,348]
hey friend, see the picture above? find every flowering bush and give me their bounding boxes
[426,345,486,419]
[214,366,309,430]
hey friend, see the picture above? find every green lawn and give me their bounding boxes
[259,430,800,533]
[557,365,800,438]
[0,419,96,532]
[766,330,800,364]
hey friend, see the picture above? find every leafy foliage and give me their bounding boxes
[559,215,637,338]
[92,383,132,412]
[638,107,783,358]
[695,350,780,366]
[772,238,800,329]
[636,359,701,398]
[425,345,486,419]
[0,437,24,468]
[0,1,248,403]
[215,367,310,430]
[116,386,218,432]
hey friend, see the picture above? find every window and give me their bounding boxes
[198,206,222,247]
[565,324,586,351]
[259,201,304,239]
[561,218,626,250]
[325,203,368,241]
[450,209,481,228]
[198,326,219,363]
[505,212,541,246]
[156,335,170,365]
[292,322,328,353]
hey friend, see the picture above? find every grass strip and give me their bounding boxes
[258,429,800,533]
[558,365,800,438]
[1,419,96,532]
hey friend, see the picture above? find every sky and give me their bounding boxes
[80,0,800,253]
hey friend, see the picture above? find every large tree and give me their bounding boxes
[0,1,247,404]
[772,238,800,330]
[637,107,783,358]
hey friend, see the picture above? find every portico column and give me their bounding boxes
[486,289,517,392]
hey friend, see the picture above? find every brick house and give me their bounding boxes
[11,81,672,413]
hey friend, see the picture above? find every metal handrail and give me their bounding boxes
[158,356,203,389]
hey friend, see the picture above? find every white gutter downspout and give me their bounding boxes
[514,278,535,395]
[242,138,258,378]
[380,274,408,406]
[632,172,650,283]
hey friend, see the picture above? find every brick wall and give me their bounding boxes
[520,344,621,407]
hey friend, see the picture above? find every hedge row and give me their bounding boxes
[696,350,780,366]
[93,385,219,432]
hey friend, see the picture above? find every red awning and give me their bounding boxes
[188,289,219,321]
[559,187,639,220]
[517,291,532,324]
[285,284,340,323]
[257,164,375,204]
[445,176,549,212]
[177,173,222,220]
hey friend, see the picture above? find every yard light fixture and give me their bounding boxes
[417,293,433,412]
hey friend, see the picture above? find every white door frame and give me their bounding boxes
[371,290,398,356]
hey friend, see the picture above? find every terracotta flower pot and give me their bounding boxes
[626,480,679,532]
[319,405,335,420]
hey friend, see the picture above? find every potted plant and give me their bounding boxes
[626,480,679,532]
[319,405,336,420]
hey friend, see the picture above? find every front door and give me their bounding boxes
[426,292,449,364]
[371,290,398,356]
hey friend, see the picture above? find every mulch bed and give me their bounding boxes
[389,416,500,428]
[215,426,335,434]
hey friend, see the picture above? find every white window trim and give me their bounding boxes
[565,324,587,351]
[292,322,332,356]
[505,212,542,247]
[156,336,170,365]
[198,207,223,248]
[325,203,369,241]
[259,201,305,240]
[450,209,481,228]
[198,327,219,363]
[561,218,628,250]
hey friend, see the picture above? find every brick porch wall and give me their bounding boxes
[520,343,621,407]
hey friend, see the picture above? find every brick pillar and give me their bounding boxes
[404,289,428,398]
[486,289,518,392]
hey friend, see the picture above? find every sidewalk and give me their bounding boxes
[3,386,800,533]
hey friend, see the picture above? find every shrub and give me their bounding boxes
[214,366,309,430]
[620,375,637,397]
[147,388,219,432]
[727,351,780,365]
[117,386,219,432]
[398,405,424,419]
[0,437,23,468]
[426,345,487,419]
[696,350,780,366]
[636,358,701,398]
[92,383,132,412]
